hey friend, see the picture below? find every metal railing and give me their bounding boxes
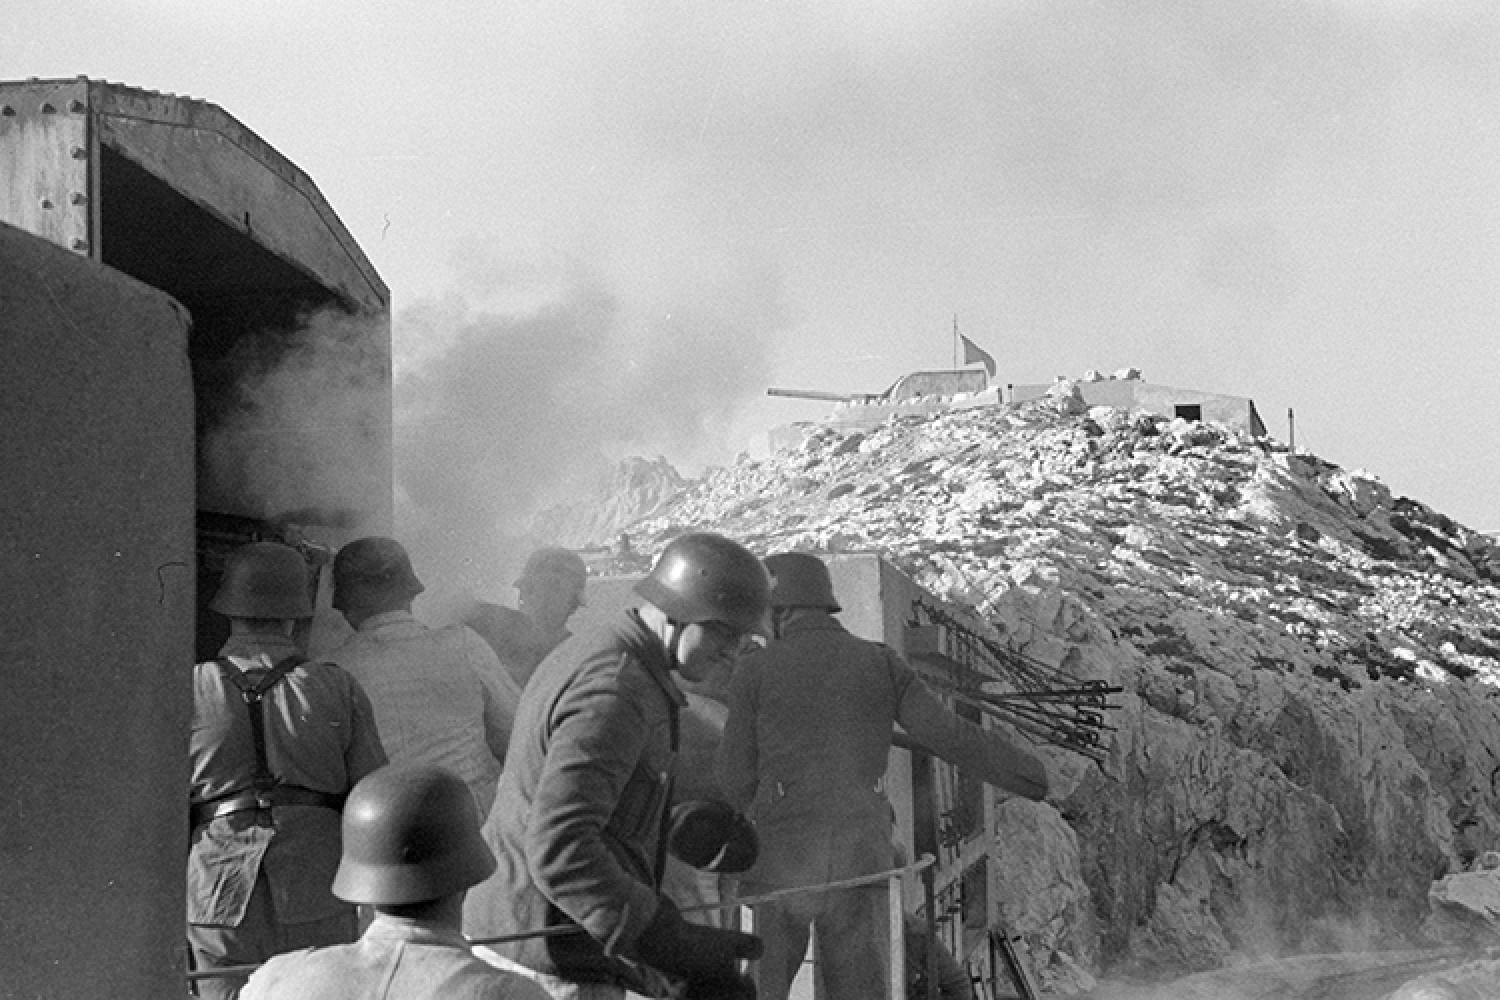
[187,856,941,998]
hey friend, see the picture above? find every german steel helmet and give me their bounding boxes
[515,546,587,589]
[763,552,841,612]
[633,532,771,633]
[332,765,496,905]
[332,536,424,610]
[210,542,315,620]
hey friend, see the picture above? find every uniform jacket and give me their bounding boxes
[465,603,570,690]
[717,613,1048,889]
[241,913,549,1000]
[676,692,727,802]
[323,611,518,817]
[463,611,682,986]
[188,633,387,926]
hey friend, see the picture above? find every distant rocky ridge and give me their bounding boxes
[596,380,1500,992]
[529,455,690,550]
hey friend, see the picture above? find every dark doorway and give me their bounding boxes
[1175,404,1203,422]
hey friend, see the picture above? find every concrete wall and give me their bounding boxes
[1011,379,1266,435]
[1010,379,1139,409]
[0,223,196,999]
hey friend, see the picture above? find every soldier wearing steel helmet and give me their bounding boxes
[717,552,1049,1000]
[465,547,589,692]
[323,537,517,818]
[465,532,766,1000]
[188,542,387,999]
[241,765,548,1000]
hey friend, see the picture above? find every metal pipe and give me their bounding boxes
[889,867,906,1000]
[766,387,859,402]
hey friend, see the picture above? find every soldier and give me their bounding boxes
[241,764,549,1000]
[324,537,517,817]
[466,532,766,1000]
[717,552,1049,1000]
[188,542,387,999]
[466,546,588,691]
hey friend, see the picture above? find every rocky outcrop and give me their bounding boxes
[620,387,1500,987]
[1423,863,1500,948]
[529,455,689,548]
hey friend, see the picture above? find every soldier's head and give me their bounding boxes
[332,765,495,920]
[515,546,587,634]
[763,551,840,638]
[634,532,771,682]
[210,541,314,635]
[332,537,424,628]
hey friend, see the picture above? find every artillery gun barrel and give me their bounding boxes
[767,387,860,402]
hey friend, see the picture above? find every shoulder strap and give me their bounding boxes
[215,655,306,792]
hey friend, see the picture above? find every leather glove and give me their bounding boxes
[667,799,759,874]
[632,896,763,993]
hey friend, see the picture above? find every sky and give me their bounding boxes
[6,1,1498,592]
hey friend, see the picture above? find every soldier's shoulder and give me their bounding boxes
[468,949,554,999]
[240,945,338,997]
[466,602,530,634]
[296,657,375,698]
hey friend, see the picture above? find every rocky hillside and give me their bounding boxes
[622,381,1500,989]
[529,455,690,549]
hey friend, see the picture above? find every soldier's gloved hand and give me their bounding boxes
[632,896,762,995]
[667,800,759,873]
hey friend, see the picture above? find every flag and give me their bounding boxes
[960,334,996,378]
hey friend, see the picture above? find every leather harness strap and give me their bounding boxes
[217,655,305,793]
[191,656,344,828]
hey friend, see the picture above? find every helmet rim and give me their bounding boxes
[331,765,496,905]
[633,532,770,633]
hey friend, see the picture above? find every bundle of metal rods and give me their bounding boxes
[910,599,1122,763]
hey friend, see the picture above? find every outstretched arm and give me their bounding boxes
[895,668,1048,801]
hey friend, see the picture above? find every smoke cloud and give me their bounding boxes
[199,307,388,530]
[393,265,783,607]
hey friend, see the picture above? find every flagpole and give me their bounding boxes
[953,315,959,369]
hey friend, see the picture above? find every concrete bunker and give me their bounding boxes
[1,77,391,998]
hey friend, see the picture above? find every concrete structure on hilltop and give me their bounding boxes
[1009,374,1267,437]
[768,367,1267,451]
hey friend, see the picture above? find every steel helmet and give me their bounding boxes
[763,552,841,612]
[633,532,771,633]
[332,536,424,611]
[515,546,587,590]
[209,542,314,619]
[332,765,496,905]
